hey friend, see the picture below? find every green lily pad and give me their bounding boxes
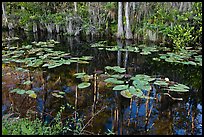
[113,85,129,91]
[110,74,124,79]
[74,72,86,78]
[105,66,126,73]
[58,92,66,95]
[130,87,143,97]
[133,79,151,91]
[23,80,32,85]
[120,90,133,98]
[29,93,37,98]
[78,82,91,89]
[154,80,169,86]
[104,78,124,84]
[10,88,21,93]
[52,93,64,98]
[17,89,26,95]
[167,85,189,92]
[26,90,35,94]
[167,83,190,92]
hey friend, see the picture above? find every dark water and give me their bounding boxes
[2,30,202,135]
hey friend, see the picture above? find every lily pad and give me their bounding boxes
[23,80,32,85]
[78,82,91,89]
[52,93,64,98]
[154,80,169,86]
[25,90,35,94]
[130,87,143,97]
[120,90,133,98]
[113,85,129,91]
[133,79,151,91]
[110,74,124,79]
[167,83,190,92]
[17,89,26,95]
[105,66,126,73]
[104,78,124,84]
[74,72,86,78]
[29,93,37,98]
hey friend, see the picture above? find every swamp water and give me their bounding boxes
[2,30,202,135]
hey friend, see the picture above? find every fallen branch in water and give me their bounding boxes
[163,93,183,101]
[79,105,107,135]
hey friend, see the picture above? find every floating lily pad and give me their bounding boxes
[52,93,64,98]
[10,88,21,93]
[130,87,143,97]
[78,82,91,89]
[120,90,133,98]
[104,78,124,84]
[74,72,86,78]
[26,90,35,94]
[133,79,151,91]
[113,85,129,91]
[58,92,66,95]
[167,83,190,92]
[17,89,26,95]
[154,80,169,86]
[23,80,32,85]
[105,66,126,73]
[29,93,37,98]
[110,74,124,79]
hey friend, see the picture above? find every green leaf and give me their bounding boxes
[129,86,143,97]
[133,79,151,91]
[120,90,133,98]
[110,74,124,79]
[58,92,66,95]
[113,85,129,91]
[74,72,86,78]
[78,82,91,89]
[17,89,26,94]
[52,93,64,98]
[10,88,21,93]
[104,78,124,84]
[25,90,35,94]
[167,83,190,92]
[23,80,32,85]
[29,93,37,98]
[154,80,169,86]
[105,66,126,73]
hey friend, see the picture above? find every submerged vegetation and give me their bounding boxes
[2,2,202,135]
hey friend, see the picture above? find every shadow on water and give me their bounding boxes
[2,30,202,135]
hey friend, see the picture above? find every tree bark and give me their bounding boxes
[74,2,77,13]
[125,2,133,39]
[2,2,8,26]
[117,2,124,39]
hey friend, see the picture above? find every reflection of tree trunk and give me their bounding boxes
[34,32,39,42]
[93,73,97,114]
[127,98,133,134]
[191,112,195,134]
[57,34,60,42]
[124,40,132,69]
[117,39,123,66]
[145,90,151,131]
[68,36,73,51]
[124,50,128,69]
[75,86,78,121]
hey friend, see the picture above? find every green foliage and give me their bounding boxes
[153,49,202,66]
[74,72,91,89]
[145,2,202,51]
[2,116,53,135]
